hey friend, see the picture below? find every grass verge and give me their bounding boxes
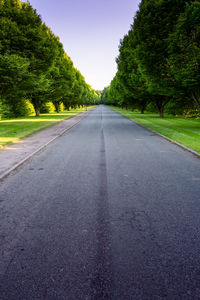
[0,106,94,149]
[110,106,200,154]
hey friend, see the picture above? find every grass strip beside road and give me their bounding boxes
[0,106,94,149]
[110,106,200,154]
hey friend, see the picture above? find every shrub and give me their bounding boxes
[0,99,34,118]
[40,102,55,113]
[183,109,200,119]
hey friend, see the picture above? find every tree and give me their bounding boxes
[0,0,98,117]
[116,31,151,113]
[133,0,193,116]
[0,54,30,116]
[49,50,75,112]
[0,0,59,116]
[168,1,200,109]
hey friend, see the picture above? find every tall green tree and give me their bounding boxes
[48,50,75,112]
[168,1,200,109]
[0,0,98,117]
[0,0,59,115]
[133,0,193,116]
[0,54,30,116]
[117,31,151,113]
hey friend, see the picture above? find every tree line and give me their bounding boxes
[0,0,99,118]
[103,0,200,117]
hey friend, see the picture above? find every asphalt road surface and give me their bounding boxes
[0,105,200,299]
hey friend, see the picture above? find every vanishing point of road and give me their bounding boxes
[0,106,200,299]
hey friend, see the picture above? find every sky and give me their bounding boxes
[29,0,141,90]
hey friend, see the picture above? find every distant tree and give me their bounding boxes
[49,50,75,112]
[117,32,150,113]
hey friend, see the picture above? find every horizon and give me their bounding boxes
[28,0,141,90]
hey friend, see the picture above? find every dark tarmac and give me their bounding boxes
[0,105,200,299]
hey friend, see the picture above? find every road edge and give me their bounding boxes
[110,107,200,159]
[0,107,96,181]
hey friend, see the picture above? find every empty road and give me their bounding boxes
[0,105,200,299]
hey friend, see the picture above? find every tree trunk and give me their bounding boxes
[65,104,70,111]
[156,102,164,117]
[191,91,200,109]
[35,109,40,116]
[159,107,164,118]
[32,99,40,116]
[55,102,60,113]
[155,97,169,118]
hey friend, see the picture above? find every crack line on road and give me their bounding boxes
[91,110,112,299]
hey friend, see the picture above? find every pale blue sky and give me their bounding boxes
[29,0,141,90]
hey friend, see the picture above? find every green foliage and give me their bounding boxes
[25,99,35,115]
[0,98,34,118]
[0,54,30,116]
[0,0,99,118]
[0,100,13,118]
[59,102,65,112]
[183,109,200,119]
[168,2,200,109]
[103,0,199,118]
[40,102,55,114]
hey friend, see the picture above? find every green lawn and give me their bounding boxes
[0,106,94,148]
[110,106,200,154]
